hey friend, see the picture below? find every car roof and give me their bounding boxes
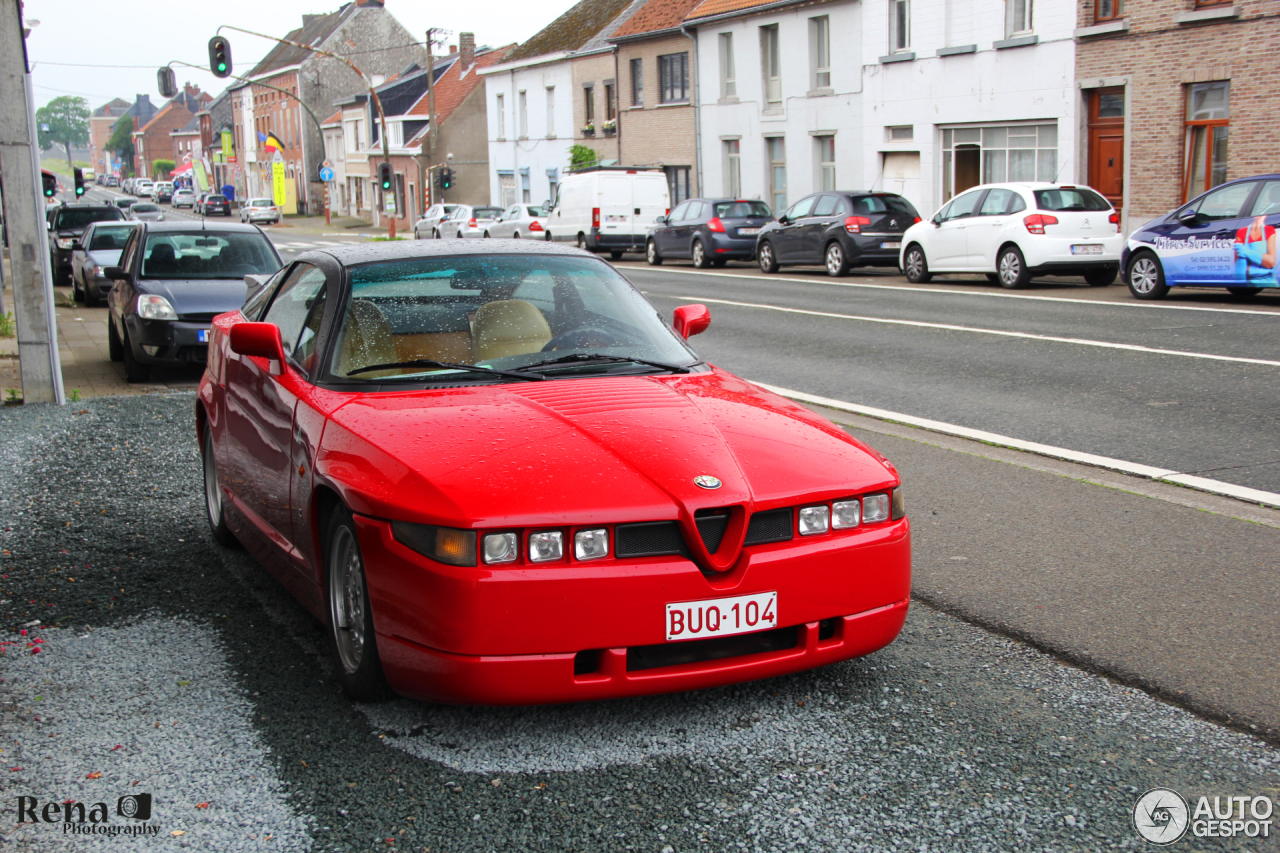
[298,238,594,266]
[59,203,120,210]
[137,220,265,234]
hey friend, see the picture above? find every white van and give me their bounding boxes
[544,167,670,258]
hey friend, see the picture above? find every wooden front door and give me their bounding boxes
[1088,88,1125,214]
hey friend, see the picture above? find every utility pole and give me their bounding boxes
[0,2,62,404]
[424,28,438,212]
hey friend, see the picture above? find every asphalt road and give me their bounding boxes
[619,263,1280,495]
[1,393,1277,852]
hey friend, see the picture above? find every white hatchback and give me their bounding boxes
[900,183,1124,288]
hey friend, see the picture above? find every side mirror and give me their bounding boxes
[1177,208,1199,226]
[71,242,83,251]
[655,216,667,224]
[931,215,942,227]
[229,322,286,375]
[672,303,711,339]
[541,200,551,211]
[103,266,125,280]
[777,216,789,226]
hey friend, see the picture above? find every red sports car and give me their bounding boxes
[197,241,910,704]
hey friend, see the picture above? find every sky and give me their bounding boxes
[24,0,579,113]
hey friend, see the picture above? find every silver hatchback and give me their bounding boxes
[239,198,281,225]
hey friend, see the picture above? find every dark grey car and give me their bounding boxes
[70,221,138,306]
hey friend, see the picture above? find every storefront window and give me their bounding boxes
[940,123,1057,200]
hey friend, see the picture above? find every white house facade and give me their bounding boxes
[481,54,576,209]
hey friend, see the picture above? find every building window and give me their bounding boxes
[659,53,689,103]
[724,139,741,196]
[889,0,910,51]
[496,93,505,139]
[605,82,616,121]
[521,168,531,203]
[518,90,528,138]
[665,166,691,204]
[941,124,1057,201]
[1184,81,1229,200]
[887,125,914,140]
[584,84,595,124]
[546,87,556,138]
[760,25,781,108]
[767,136,786,212]
[1006,0,1033,36]
[630,58,643,106]
[719,33,736,99]
[810,16,831,90]
[816,135,836,191]
[1094,0,1122,21]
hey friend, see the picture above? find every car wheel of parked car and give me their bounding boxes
[107,318,123,362]
[1227,287,1263,298]
[83,286,98,308]
[432,229,440,239]
[903,245,932,283]
[996,245,1031,289]
[610,250,624,260]
[483,231,491,238]
[513,232,521,240]
[825,242,850,277]
[758,241,779,274]
[72,275,84,303]
[122,331,149,383]
[1085,267,1117,287]
[712,259,727,267]
[325,504,394,702]
[646,239,662,266]
[691,240,710,269]
[202,426,240,548]
[1126,252,1168,300]
[577,234,588,251]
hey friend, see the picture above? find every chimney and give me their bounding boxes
[449,44,457,54]
[459,33,475,68]
[354,0,384,6]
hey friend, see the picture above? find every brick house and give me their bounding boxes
[568,0,648,172]
[609,0,706,203]
[131,89,206,179]
[105,95,158,178]
[89,98,129,177]
[1075,0,1280,232]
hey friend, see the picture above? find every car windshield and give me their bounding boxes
[713,201,772,218]
[116,199,135,208]
[330,254,699,381]
[473,207,503,219]
[1035,188,1110,212]
[88,225,134,250]
[57,208,125,229]
[133,204,159,212]
[249,199,273,207]
[141,231,279,280]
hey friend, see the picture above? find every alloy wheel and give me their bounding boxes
[826,244,846,276]
[203,432,221,532]
[692,241,705,268]
[329,525,367,674]
[1129,257,1159,295]
[999,253,1021,286]
[905,249,924,280]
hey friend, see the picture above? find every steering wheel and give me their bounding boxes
[541,326,624,351]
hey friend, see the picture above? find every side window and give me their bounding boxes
[686,202,706,221]
[295,287,328,375]
[1007,193,1027,214]
[813,195,839,217]
[943,190,983,221]
[979,189,1015,216]
[1248,181,1280,217]
[786,195,817,220]
[1193,182,1256,222]
[242,264,291,320]
[120,229,142,273]
[263,264,328,359]
[669,202,691,222]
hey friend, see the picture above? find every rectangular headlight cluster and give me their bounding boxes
[796,487,904,536]
[480,528,611,565]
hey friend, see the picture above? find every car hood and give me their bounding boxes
[137,278,247,314]
[321,370,897,572]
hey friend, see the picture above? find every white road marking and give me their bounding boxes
[753,381,1280,509]
[675,295,1280,368]
[634,265,1280,317]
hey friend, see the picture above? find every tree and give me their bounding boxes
[35,96,90,171]
[152,159,175,180]
[569,143,599,172]
[106,118,135,177]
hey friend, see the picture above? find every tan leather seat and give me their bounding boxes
[336,299,399,377]
[472,300,552,362]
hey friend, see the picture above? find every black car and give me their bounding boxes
[48,203,128,286]
[755,191,921,276]
[105,222,283,382]
[70,221,138,306]
[647,198,773,268]
[199,193,231,216]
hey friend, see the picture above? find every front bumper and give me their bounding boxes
[124,316,211,365]
[355,513,911,704]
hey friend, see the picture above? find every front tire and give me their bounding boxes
[1126,252,1168,300]
[903,245,932,283]
[757,241,779,274]
[825,242,850,277]
[107,317,124,361]
[122,331,149,383]
[646,239,663,265]
[201,425,240,548]
[691,239,710,269]
[578,233,588,251]
[325,506,394,702]
[996,245,1031,289]
[610,250,624,260]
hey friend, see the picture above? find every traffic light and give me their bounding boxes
[42,171,57,198]
[208,36,232,78]
[157,67,177,99]
[442,168,454,190]
[378,162,393,192]
[73,168,85,197]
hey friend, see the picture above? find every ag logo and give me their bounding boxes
[693,475,722,490]
[1133,788,1190,845]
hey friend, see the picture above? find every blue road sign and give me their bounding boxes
[319,166,335,182]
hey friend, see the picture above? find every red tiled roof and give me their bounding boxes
[405,45,515,124]
[612,0,706,38]
[685,0,788,21]
[322,110,343,125]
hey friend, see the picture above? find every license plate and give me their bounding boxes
[880,241,901,249]
[666,591,777,641]
[738,227,761,235]
[197,329,209,343]
[1071,244,1103,255]
[605,215,627,223]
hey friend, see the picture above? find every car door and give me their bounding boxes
[929,189,985,270]
[776,196,817,262]
[223,263,328,572]
[970,188,1019,269]
[657,202,690,256]
[674,201,703,258]
[802,195,843,262]
[1165,181,1258,285]
[1239,180,1280,288]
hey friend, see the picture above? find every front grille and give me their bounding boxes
[694,510,729,554]
[180,313,219,322]
[614,521,688,558]
[745,508,793,545]
[626,624,801,672]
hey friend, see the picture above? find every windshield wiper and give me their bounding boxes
[347,359,545,381]
[513,353,691,374]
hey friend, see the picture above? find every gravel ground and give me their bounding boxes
[0,394,1276,852]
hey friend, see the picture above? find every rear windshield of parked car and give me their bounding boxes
[249,199,274,207]
[56,208,125,229]
[89,225,134,250]
[141,232,279,280]
[473,207,503,219]
[713,201,772,218]
[849,195,918,217]
[1034,188,1110,212]
[133,204,159,212]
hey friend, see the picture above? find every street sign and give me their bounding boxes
[272,161,287,207]
[319,166,334,182]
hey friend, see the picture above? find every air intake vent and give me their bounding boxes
[694,510,729,554]
[614,521,688,558]
[744,508,793,545]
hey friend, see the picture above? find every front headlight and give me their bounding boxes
[56,237,74,249]
[798,505,830,536]
[832,499,861,529]
[91,265,102,279]
[574,528,609,561]
[529,531,564,562]
[862,493,890,524]
[136,294,178,321]
[392,522,476,566]
[482,532,518,564]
